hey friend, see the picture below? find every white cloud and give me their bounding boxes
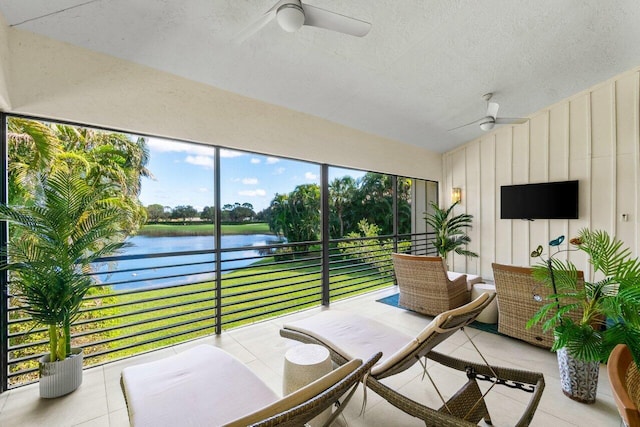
[198,187,209,193]
[185,155,214,169]
[274,167,285,175]
[242,178,259,185]
[238,189,267,197]
[266,157,279,164]
[147,137,214,156]
[305,172,318,180]
[250,158,261,164]
[220,149,243,158]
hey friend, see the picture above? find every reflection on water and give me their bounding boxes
[95,234,282,290]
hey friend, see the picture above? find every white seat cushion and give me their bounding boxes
[121,345,279,426]
[284,310,417,376]
[448,271,483,291]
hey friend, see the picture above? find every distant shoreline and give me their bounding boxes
[138,222,274,237]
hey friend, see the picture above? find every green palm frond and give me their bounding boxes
[529,228,640,364]
[0,168,130,361]
[424,201,478,261]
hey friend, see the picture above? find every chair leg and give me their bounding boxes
[438,379,491,425]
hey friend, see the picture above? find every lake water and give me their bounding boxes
[97,234,282,290]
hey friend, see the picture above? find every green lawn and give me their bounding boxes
[138,222,272,236]
[92,258,392,361]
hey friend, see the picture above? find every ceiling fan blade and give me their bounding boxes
[447,117,483,131]
[302,3,371,37]
[234,6,278,43]
[486,102,499,119]
[495,117,529,125]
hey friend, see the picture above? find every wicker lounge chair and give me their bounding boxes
[608,344,640,427]
[491,263,584,348]
[120,344,381,427]
[280,293,545,426]
[392,253,482,316]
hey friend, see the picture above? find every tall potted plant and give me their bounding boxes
[0,168,130,397]
[424,201,478,265]
[528,229,640,403]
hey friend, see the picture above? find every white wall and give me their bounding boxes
[443,67,640,281]
[0,13,11,111]
[2,25,441,182]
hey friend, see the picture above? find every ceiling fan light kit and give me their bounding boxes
[236,0,371,42]
[277,3,305,32]
[448,93,527,132]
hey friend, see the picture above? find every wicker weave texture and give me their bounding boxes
[281,295,545,427]
[393,253,470,316]
[492,263,584,349]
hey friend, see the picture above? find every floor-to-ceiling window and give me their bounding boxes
[1,115,437,390]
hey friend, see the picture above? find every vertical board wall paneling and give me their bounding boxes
[480,134,496,277]
[614,72,639,254]
[589,83,616,233]
[444,68,640,282]
[548,102,571,247]
[511,122,531,267]
[449,148,467,272]
[568,93,591,267]
[494,128,513,266]
[464,141,481,275]
[528,112,550,258]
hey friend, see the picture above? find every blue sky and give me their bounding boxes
[140,137,365,212]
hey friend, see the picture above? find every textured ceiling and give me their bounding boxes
[1,0,640,153]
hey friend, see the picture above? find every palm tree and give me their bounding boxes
[329,176,356,237]
[424,201,478,263]
[0,168,131,362]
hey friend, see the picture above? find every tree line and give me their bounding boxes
[263,173,412,243]
[145,202,262,223]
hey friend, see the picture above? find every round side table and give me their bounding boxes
[283,344,333,426]
[471,282,499,324]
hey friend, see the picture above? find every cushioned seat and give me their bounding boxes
[281,293,546,426]
[120,344,380,427]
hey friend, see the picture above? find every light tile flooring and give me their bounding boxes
[0,286,622,427]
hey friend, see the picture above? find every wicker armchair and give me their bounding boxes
[491,263,584,348]
[608,344,640,427]
[392,253,470,316]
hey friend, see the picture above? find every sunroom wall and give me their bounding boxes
[0,13,11,111]
[443,67,640,281]
[2,23,441,182]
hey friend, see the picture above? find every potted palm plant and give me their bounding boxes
[528,228,640,403]
[0,168,130,398]
[424,200,478,265]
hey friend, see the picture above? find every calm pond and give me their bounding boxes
[98,234,282,290]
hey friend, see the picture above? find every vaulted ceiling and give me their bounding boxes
[1,0,639,153]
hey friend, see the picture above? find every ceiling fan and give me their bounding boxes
[236,0,371,42]
[448,93,528,132]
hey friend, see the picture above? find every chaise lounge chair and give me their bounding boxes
[280,293,545,426]
[120,344,381,427]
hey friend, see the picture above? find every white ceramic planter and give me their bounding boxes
[557,347,599,404]
[38,347,83,398]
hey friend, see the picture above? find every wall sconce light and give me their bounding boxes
[451,187,462,204]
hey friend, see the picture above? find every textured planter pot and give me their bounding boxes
[38,347,83,398]
[557,347,599,403]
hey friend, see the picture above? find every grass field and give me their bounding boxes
[87,258,392,362]
[139,222,272,236]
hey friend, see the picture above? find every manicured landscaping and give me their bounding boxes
[95,257,392,361]
[138,222,272,236]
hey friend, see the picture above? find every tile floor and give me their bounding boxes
[0,286,622,426]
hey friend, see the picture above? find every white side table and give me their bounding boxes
[471,282,499,324]
[283,344,333,426]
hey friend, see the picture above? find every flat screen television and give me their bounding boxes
[500,180,579,220]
